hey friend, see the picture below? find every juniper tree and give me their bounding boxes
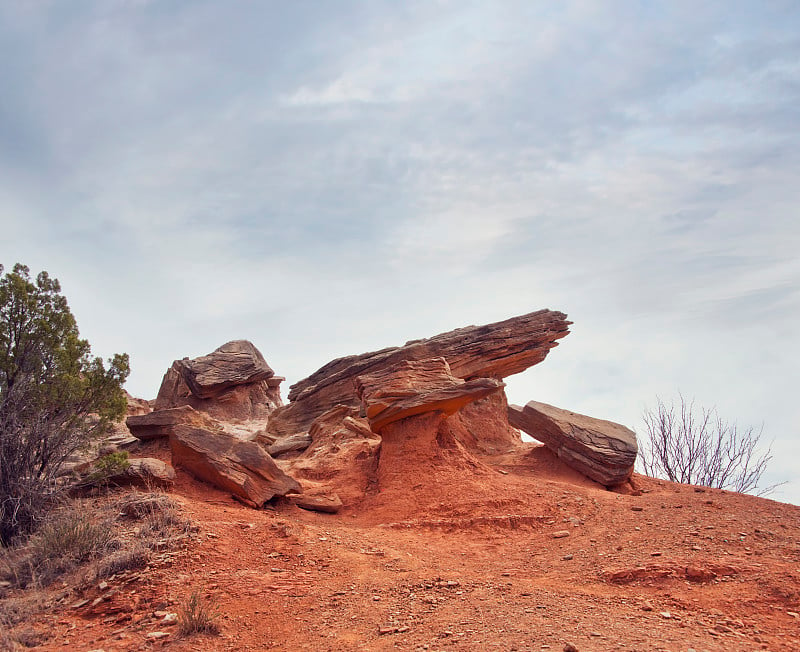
[0,263,129,544]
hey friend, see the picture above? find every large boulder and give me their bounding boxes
[126,405,222,440]
[355,357,504,432]
[154,340,283,421]
[170,425,301,507]
[109,458,176,488]
[268,309,570,436]
[508,401,638,486]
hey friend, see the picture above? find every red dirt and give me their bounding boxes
[10,441,800,651]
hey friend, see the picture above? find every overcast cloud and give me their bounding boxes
[1,1,798,502]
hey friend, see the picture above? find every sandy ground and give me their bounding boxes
[5,442,800,652]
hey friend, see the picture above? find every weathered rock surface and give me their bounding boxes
[170,425,301,507]
[125,391,152,416]
[175,340,274,398]
[154,340,283,421]
[126,406,222,440]
[269,309,570,436]
[108,458,176,488]
[291,493,343,514]
[281,406,381,508]
[266,433,313,458]
[508,401,638,486]
[444,390,523,455]
[355,357,504,432]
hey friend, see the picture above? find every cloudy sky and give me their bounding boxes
[2,1,798,502]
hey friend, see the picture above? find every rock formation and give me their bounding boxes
[280,406,381,508]
[154,340,283,421]
[126,405,223,440]
[170,425,301,507]
[508,401,638,486]
[108,458,176,489]
[355,357,504,432]
[267,309,570,436]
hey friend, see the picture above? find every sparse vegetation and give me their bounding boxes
[0,263,130,544]
[177,590,220,636]
[638,394,779,495]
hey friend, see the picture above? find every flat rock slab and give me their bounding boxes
[356,357,504,432]
[126,405,222,440]
[269,310,568,436]
[174,340,274,399]
[170,425,301,507]
[508,401,637,486]
[292,493,343,514]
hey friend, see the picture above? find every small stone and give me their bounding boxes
[372,595,381,601]
[161,613,178,625]
[650,551,662,556]
[562,554,573,561]
[72,599,90,609]
[787,611,799,618]
[641,602,654,611]
[660,611,672,619]
[563,644,579,652]
[397,626,410,633]
[147,632,170,640]
[552,530,570,539]
[98,581,109,591]
[630,506,643,512]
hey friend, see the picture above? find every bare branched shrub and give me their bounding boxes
[638,395,779,495]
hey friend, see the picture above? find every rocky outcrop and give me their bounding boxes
[281,406,381,508]
[268,309,570,436]
[508,401,638,486]
[170,425,301,507]
[154,340,283,421]
[444,390,523,455]
[126,406,222,440]
[125,391,152,416]
[355,357,504,432]
[266,433,313,458]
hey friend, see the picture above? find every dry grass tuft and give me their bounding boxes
[177,590,220,636]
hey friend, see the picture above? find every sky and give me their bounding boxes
[1,1,798,503]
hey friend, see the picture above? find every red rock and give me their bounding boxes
[268,309,570,436]
[355,358,504,432]
[126,406,222,440]
[175,340,274,398]
[443,390,522,455]
[508,401,637,486]
[153,354,284,421]
[170,425,301,507]
[291,493,343,514]
[282,406,381,508]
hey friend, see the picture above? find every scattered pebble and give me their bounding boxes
[562,554,574,561]
[552,530,570,539]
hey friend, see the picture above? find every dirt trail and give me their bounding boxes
[13,445,800,651]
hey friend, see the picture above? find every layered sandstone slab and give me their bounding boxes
[508,401,637,486]
[154,340,283,421]
[355,358,504,433]
[268,309,569,436]
[126,406,222,440]
[170,426,301,507]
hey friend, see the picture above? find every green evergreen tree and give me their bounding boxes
[0,264,129,544]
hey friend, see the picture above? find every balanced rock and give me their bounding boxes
[154,340,283,421]
[126,405,222,440]
[268,309,570,436]
[508,401,637,486]
[355,357,504,432]
[170,425,301,507]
